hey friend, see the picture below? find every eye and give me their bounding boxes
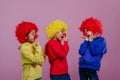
[31,30,35,35]
[31,31,35,35]
[84,29,89,32]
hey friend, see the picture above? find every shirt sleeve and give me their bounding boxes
[89,37,107,56]
[49,41,69,59]
[20,44,39,64]
[39,50,45,66]
[32,43,45,66]
[62,41,69,54]
[79,40,88,56]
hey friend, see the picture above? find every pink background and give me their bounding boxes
[0,0,120,80]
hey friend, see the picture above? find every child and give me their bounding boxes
[45,20,71,80]
[15,21,45,80]
[78,17,107,80]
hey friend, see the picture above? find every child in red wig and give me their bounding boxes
[15,21,45,80]
[78,17,107,80]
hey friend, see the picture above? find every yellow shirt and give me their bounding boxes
[19,42,45,80]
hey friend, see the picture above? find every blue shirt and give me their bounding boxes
[79,36,107,71]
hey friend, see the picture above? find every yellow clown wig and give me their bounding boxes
[46,19,68,40]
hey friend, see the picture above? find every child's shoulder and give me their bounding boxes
[46,40,59,46]
[19,42,32,49]
[97,36,105,40]
[94,36,106,43]
[48,40,58,43]
[22,42,32,45]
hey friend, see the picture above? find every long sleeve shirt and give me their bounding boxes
[79,36,107,70]
[19,42,45,80]
[45,40,69,75]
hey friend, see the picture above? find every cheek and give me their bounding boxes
[57,34,62,40]
[58,34,62,39]
[29,35,34,40]
[57,32,62,37]
[88,31,93,35]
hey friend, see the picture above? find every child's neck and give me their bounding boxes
[26,41,34,43]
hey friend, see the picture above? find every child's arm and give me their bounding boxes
[20,44,39,64]
[89,37,107,56]
[62,33,69,54]
[79,40,88,56]
[32,43,45,66]
[39,51,45,66]
[62,41,69,54]
[32,50,45,67]
[49,41,69,59]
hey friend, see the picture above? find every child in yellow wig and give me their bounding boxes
[15,21,45,80]
[45,20,71,80]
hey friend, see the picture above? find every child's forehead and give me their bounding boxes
[56,30,64,34]
[61,29,65,32]
[31,29,36,32]
[27,29,36,35]
[31,29,35,31]
[83,28,89,31]
[57,29,64,32]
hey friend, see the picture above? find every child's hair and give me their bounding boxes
[15,21,38,43]
[46,19,68,40]
[79,17,103,36]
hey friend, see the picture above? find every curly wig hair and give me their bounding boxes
[15,21,38,43]
[46,19,68,40]
[79,17,103,36]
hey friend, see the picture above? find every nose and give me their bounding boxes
[34,34,38,39]
[63,33,66,37]
[83,32,87,36]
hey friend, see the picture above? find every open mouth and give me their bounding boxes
[87,35,90,37]
[61,36,64,38]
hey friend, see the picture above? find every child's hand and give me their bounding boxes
[34,41,41,46]
[64,37,68,41]
[94,33,100,38]
[63,32,68,41]
[88,33,100,41]
[32,61,39,68]
[82,36,89,41]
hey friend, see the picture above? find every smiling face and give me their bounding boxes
[27,29,36,43]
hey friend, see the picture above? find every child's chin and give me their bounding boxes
[57,38,62,42]
[30,40,35,43]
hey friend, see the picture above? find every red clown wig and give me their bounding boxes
[15,21,38,43]
[79,17,103,36]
